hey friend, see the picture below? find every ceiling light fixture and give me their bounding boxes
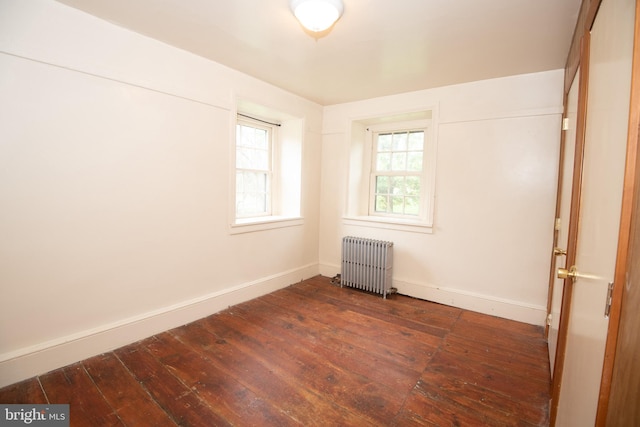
[290,0,344,33]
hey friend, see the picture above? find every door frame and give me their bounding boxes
[549,0,640,424]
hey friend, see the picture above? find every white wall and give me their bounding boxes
[319,71,563,325]
[0,0,322,387]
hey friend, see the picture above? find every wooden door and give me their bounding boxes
[597,1,640,424]
[551,0,636,425]
[547,69,579,377]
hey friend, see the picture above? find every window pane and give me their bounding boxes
[236,171,268,217]
[236,171,244,191]
[378,133,392,151]
[254,128,268,149]
[392,132,407,151]
[237,125,252,148]
[237,149,252,171]
[375,195,389,212]
[247,172,265,192]
[246,126,258,148]
[405,196,420,215]
[407,152,423,171]
[377,153,392,171]
[376,176,390,194]
[391,196,404,213]
[236,192,267,216]
[254,148,269,170]
[405,176,421,195]
[408,131,424,150]
[391,152,406,171]
[390,176,404,195]
[237,125,268,149]
[236,146,249,169]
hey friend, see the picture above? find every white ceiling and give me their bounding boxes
[55,0,581,105]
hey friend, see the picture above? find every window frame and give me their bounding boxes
[344,115,437,234]
[368,125,429,221]
[229,98,305,235]
[235,117,276,220]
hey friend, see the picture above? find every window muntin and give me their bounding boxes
[371,128,427,218]
[235,120,273,218]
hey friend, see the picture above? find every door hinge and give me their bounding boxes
[605,282,614,318]
[546,313,553,326]
[562,117,570,131]
[555,218,561,231]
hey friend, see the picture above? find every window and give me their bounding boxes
[231,99,304,234]
[345,112,437,233]
[235,119,273,218]
[371,129,426,218]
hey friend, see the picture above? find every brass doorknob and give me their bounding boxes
[554,247,567,256]
[558,266,578,280]
[558,265,610,281]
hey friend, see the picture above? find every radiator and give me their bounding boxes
[341,236,394,298]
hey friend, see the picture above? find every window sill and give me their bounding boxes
[230,216,304,234]
[343,216,433,234]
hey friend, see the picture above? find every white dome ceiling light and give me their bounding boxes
[290,0,344,33]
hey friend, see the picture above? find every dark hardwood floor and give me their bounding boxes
[0,276,551,426]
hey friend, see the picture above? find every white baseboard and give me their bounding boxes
[318,263,341,279]
[0,264,319,388]
[393,279,547,326]
[319,263,547,326]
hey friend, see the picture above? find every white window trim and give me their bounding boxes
[230,216,304,234]
[229,98,305,234]
[342,216,434,234]
[343,112,438,234]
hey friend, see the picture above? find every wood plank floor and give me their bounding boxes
[0,276,551,426]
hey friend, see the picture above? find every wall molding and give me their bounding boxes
[0,264,319,388]
[319,264,547,326]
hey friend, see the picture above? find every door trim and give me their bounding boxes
[564,0,603,94]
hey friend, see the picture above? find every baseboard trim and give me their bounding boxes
[0,264,319,388]
[318,263,546,326]
[393,279,547,326]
